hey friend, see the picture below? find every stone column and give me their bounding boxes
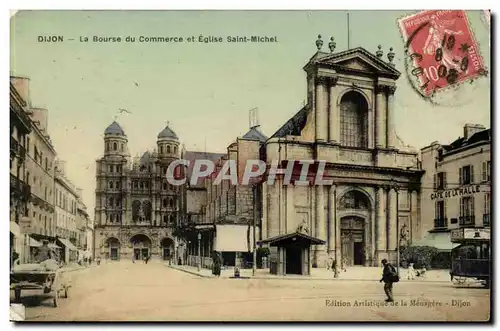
[386,86,397,149]
[328,78,339,144]
[375,86,386,148]
[315,185,326,266]
[410,190,419,242]
[387,187,398,251]
[368,107,375,149]
[262,184,268,240]
[376,187,386,253]
[370,203,376,266]
[328,185,336,255]
[315,77,328,142]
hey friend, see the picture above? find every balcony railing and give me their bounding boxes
[10,173,31,200]
[483,214,490,227]
[434,218,448,229]
[459,215,475,227]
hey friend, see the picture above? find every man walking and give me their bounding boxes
[380,259,398,302]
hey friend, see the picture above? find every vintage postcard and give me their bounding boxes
[9,9,491,322]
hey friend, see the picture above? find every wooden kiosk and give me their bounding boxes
[258,232,326,276]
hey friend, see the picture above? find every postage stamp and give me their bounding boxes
[398,10,486,97]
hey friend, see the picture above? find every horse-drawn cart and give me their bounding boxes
[10,270,71,307]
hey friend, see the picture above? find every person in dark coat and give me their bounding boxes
[380,259,397,302]
[212,251,221,277]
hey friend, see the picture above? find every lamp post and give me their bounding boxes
[197,232,201,271]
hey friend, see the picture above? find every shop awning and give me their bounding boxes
[28,236,42,247]
[58,238,78,251]
[413,232,459,251]
[215,224,258,252]
[49,243,61,249]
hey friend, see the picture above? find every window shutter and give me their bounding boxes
[482,162,487,182]
[471,197,475,217]
[435,201,438,219]
[443,172,447,189]
[444,199,447,220]
[433,174,437,190]
[459,198,463,217]
[459,168,463,186]
[470,165,474,184]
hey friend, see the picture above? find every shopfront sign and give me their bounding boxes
[451,228,490,241]
[430,185,481,200]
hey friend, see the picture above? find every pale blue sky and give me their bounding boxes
[10,10,490,213]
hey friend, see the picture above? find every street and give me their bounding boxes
[16,261,490,322]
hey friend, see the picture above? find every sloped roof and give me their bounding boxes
[271,106,309,138]
[158,126,179,140]
[183,151,226,185]
[140,151,152,164]
[442,128,490,153]
[258,231,326,246]
[104,121,126,136]
[242,126,268,142]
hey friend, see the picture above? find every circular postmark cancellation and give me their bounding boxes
[325,299,473,309]
[397,10,488,107]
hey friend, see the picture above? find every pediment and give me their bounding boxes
[313,47,401,78]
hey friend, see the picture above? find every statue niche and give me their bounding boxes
[132,200,152,223]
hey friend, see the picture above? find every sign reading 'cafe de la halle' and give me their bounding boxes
[430,185,482,200]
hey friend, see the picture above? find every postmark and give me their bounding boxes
[398,10,487,102]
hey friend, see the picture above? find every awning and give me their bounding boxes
[10,221,21,237]
[49,243,61,249]
[215,224,259,252]
[413,232,459,251]
[28,236,42,247]
[58,238,78,251]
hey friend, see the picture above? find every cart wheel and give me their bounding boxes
[14,288,21,302]
[53,292,59,307]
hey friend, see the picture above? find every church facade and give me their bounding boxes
[261,41,424,269]
[93,121,180,261]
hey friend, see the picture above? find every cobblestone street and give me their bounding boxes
[15,261,490,322]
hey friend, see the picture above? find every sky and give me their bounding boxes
[10,10,491,215]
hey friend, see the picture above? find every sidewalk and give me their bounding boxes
[168,264,452,283]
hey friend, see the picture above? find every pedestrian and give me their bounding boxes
[380,259,399,302]
[407,262,416,280]
[212,251,221,277]
[332,259,339,278]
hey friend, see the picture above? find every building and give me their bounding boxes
[76,188,93,259]
[54,160,80,263]
[10,78,32,264]
[418,124,491,248]
[182,121,266,267]
[93,121,180,261]
[260,40,424,273]
[11,76,59,261]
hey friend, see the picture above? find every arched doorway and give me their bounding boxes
[106,237,121,261]
[338,190,371,266]
[160,238,174,260]
[130,234,152,261]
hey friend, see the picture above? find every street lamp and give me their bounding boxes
[197,232,201,271]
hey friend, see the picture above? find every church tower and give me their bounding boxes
[95,121,130,228]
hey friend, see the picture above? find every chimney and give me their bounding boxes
[10,76,31,106]
[463,124,486,140]
[30,108,49,133]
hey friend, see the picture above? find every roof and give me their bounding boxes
[306,47,401,78]
[442,128,491,154]
[104,121,126,136]
[140,151,152,164]
[258,231,326,247]
[158,125,179,140]
[183,151,226,185]
[271,106,310,138]
[242,126,268,142]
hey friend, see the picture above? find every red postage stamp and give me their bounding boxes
[398,10,485,96]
